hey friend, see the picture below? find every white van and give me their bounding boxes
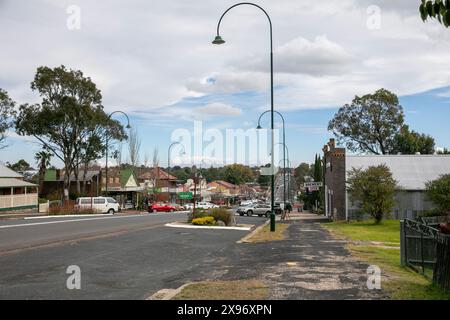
[75,197,120,214]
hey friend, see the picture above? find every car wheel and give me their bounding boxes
[239,213,244,216]
[258,214,263,217]
[247,210,253,216]
[108,209,115,214]
[170,209,175,212]
[153,209,157,213]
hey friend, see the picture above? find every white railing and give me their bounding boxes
[0,194,38,209]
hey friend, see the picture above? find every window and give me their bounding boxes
[107,198,117,204]
[94,198,105,204]
[81,199,91,204]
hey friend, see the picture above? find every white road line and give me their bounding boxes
[0,213,185,229]
[24,213,113,220]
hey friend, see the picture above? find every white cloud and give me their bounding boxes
[243,35,354,76]
[194,103,242,116]
[1,0,450,115]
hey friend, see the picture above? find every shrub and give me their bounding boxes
[187,210,210,223]
[347,164,397,224]
[192,216,216,226]
[49,201,95,215]
[210,207,233,226]
[426,174,450,214]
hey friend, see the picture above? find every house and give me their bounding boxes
[0,163,38,212]
[100,167,143,207]
[43,168,101,199]
[207,180,240,205]
[323,138,450,221]
[138,167,184,202]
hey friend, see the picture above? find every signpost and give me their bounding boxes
[304,182,323,193]
[178,192,193,200]
[303,182,323,188]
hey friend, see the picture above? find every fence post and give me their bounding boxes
[400,220,406,266]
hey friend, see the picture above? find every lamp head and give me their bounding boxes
[256,125,262,130]
[126,124,131,129]
[212,35,225,45]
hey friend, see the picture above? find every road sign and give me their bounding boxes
[178,192,193,200]
[303,182,323,188]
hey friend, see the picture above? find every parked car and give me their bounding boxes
[168,203,185,211]
[75,197,120,214]
[123,200,134,210]
[237,203,272,217]
[196,202,219,209]
[183,203,194,210]
[148,202,177,213]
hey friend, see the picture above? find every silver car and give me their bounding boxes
[237,203,271,217]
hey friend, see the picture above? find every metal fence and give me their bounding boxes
[401,219,450,292]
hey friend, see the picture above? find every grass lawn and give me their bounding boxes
[323,220,400,245]
[173,279,268,300]
[245,223,289,243]
[323,220,450,300]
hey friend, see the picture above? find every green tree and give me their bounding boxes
[437,148,450,154]
[15,65,127,200]
[347,164,397,224]
[223,164,254,185]
[0,88,16,150]
[391,125,435,155]
[328,89,404,155]
[425,174,450,213]
[7,159,32,172]
[35,149,53,196]
[420,0,450,27]
[294,162,313,188]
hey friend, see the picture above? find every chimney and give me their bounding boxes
[328,138,336,150]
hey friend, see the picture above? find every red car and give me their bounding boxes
[148,202,176,213]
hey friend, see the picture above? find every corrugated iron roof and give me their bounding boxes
[0,163,23,178]
[346,155,450,190]
[0,178,37,188]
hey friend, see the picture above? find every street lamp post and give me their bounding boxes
[168,142,185,203]
[275,141,289,208]
[105,111,131,197]
[213,2,276,231]
[279,157,292,204]
[257,110,286,214]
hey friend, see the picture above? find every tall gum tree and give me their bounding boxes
[15,65,127,200]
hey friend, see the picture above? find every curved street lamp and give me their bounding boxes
[275,142,289,207]
[279,157,293,203]
[105,111,131,196]
[213,2,276,231]
[257,110,286,213]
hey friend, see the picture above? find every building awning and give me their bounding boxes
[0,178,38,188]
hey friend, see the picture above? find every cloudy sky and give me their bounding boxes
[1,0,450,168]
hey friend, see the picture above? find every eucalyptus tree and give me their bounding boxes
[16,66,127,199]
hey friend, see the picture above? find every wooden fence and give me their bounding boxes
[401,219,450,292]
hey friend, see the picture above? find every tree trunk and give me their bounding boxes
[81,162,89,195]
[63,167,71,201]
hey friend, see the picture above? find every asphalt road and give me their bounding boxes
[0,212,266,299]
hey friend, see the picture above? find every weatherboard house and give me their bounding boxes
[323,138,450,221]
[0,162,38,212]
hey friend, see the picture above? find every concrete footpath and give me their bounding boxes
[194,213,387,300]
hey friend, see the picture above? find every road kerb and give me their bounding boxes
[165,221,253,231]
[146,282,195,300]
[237,219,270,243]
